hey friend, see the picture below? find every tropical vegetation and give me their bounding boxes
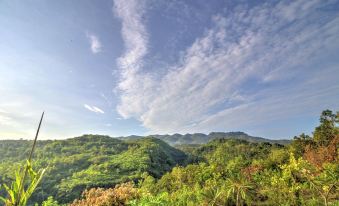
[0,110,337,205]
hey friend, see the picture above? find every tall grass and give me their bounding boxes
[0,112,46,206]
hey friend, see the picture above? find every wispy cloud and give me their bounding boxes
[84,104,105,114]
[86,32,102,54]
[114,0,339,136]
[113,0,159,120]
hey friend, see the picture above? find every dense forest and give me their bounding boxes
[0,110,338,206]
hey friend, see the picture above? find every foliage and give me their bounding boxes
[0,110,337,205]
[129,192,169,206]
[313,110,338,146]
[0,136,186,204]
[0,113,46,206]
[70,182,138,206]
[304,163,339,206]
[0,161,45,206]
[224,175,253,206]
[41,196,59,206]
[132,110,338,206]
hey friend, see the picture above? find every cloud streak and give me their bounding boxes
[114,0,339,137]
[113,0,156,118]
[86,32,102,54]
[84,104,105,114]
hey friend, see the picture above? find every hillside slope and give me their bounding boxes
[0,135,186,204]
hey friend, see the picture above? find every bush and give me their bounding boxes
[70,182,139,206]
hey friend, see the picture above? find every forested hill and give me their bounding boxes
[119,131,290,145]
[0,135,187,204]
[0,110,337,206]
[0,133,287,205]
[0,134,289,205]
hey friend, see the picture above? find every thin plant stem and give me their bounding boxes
[15,112,44,206]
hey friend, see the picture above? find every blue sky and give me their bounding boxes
[0,0,338,140]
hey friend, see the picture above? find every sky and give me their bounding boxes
[0,0,338,140]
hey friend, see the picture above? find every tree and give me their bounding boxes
[303,110,338,168]
[41,196,59,206]
[265,153,312,206]
[291,133,313,158]
[201,187,224,206]
[70,182,139,206]
[224,175,253,206]
[303,163,339,206]
[129,192,169,206]
[304,137,338,168]
[313,110,337,146]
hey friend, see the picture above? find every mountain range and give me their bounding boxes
[119,131,290,145]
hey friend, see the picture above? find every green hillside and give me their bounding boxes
[0,110,337,206]
[0,135,186,204]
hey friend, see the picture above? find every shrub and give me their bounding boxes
[70,182,139,206]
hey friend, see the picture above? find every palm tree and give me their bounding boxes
[224,175,253,206]
[202,187,224,206]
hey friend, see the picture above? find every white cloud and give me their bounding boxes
[114,0,339,136]
[113,0,159,120]
[86,32,102,54]
[84,104,105,114]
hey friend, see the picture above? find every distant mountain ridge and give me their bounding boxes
[119,131,290,145]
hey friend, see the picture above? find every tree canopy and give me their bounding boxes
[0,110,338,205]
